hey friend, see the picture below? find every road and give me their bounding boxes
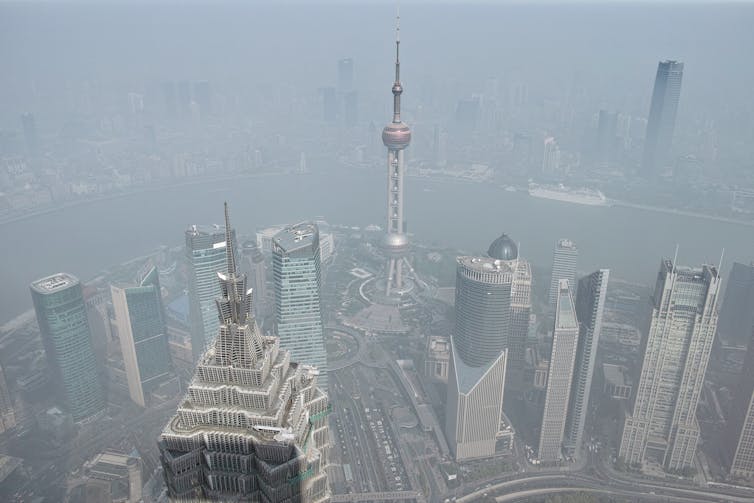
[454,450,754,503]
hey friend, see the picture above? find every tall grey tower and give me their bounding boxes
[723,326,754,482]
[549,239,578,308]
[642,60,684,176]
[31,273,106,423]
[0,364,16,433]
[272,223,328,389]
[717,262,754,347]
[446,256,512,460]
[538,280,580,463]
[620,259,720,472]
[487,233,532,393]
[565,269,609,459]
[111,263,173,407]
[381,15,412,296]
[185,224,236,361]
[159,204,330,502]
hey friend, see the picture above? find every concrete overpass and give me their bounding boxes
[330,490,423,502]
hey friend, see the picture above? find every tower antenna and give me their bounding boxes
[717,248,725,273]
[396,6,400,74]
[224,202,236,276]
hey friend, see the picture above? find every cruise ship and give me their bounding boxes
[529,183,609,206]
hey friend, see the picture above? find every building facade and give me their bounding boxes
[31,273,105,423]
[486,233,532,393]
[159,205,330,502]
[619,260,720,471]
[446,256,513,460]
[185,224,236,361]
[642,60,684,176]
[717,262,754,347]
[425,336,450,382]
[272,223,328,389]
[723,327,754,482]
[548,239,578,309]
[538,280,580,462]
[564,269,609,459]
[242,240,270,320]
[0,364,16,433]
[110,263,173,407]
[542,137,561,177]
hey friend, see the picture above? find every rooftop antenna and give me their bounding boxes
[672,244,679,274]
[717,248,725,274]
[224,202,236,276]
[396,5,400,71]
[392,6,402,123]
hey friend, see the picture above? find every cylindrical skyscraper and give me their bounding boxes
[381,15,412,296]
[30,273,106,423]
[445,256,514,460]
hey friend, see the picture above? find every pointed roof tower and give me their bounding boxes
[382,10,411,150]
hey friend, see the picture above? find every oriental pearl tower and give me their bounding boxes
[381,14,412,297]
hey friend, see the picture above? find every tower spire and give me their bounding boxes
[224,201,236,276]
[395,9,400,83]
[391,8,403,123]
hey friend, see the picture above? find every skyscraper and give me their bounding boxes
[21,112,38,155]
[111,262,173,407]
[487,233,532,393]
[320,87,337,123]
[337,57,354,93]
[595,110,618,166]
[642,60,684,176]
[159,204,330,501]
[537,280,580,462]
[717,262,754,347]
[343,90,358,127]
[542,136,561,177]
[620,260,720,471]
[723,326,754,482]
[193,80,212,120]
[0,364,16,434]
[446,256,512,460]
[31,273,105,423]
[564,269,610,459]
[272,223,328,389]
[549,239,578,308]
[242,240,269,320]
[185,224,236,361]
[380,15,412,297]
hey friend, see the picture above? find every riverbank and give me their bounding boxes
[0,171,289,227]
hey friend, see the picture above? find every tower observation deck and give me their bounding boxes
[381,14,412,297]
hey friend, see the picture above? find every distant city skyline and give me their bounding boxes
[2,2,754,500]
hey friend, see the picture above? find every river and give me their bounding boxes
[2,170,753,324]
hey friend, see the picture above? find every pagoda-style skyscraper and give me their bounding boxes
[159,203,330,502]
[381,14,412,296]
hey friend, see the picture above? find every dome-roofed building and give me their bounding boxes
[487,233,518,261]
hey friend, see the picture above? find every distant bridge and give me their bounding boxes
[330,490,423,502]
